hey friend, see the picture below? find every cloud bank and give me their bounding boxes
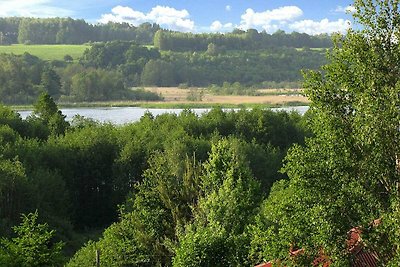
[237,6,350,34]
[290,19,351,35]
[99,5,194,32]
[0,0,73,17]
[99,4,352,34]
[210,20,234,32]
[239,6,303,32]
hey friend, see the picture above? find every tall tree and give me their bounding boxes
[141,59,175,86]
[250,0,400,265]
[173,139,261,266]
[40,68,61,99]
[31,92,68,136]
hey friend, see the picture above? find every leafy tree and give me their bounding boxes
[173,223,235,267]
[250,0,400,265]
[33,92,58,122]
[63,54,73,62]
[0,105,27,137]
[66,149,202,266]
[141,59,175,86]
[0,158,30,236]
[31,92,68,136]
[0,211,64,267]
[173,139,261,266]
[40,68,61,99]
[70,69,127,101]
[49,123,125,229]
[13,17,158,45]
[0,53,44,104]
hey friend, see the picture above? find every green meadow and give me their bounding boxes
[0,44,89,60]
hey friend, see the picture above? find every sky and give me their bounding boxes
[0,0,356,35]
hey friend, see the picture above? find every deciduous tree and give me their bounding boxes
[250,0,400,265]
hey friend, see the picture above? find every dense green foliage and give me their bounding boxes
[0,211,64,267]
[248,0,400,265]
[160,48,325,87]
[0,16,331,50]
[0,51,162,104]
[79,41,325,87]
[0,53,45,104]
[0,17,330,104]
[81,41,161,69]
[0,17,159,45]
[5,1,400,265]
[0,95,308,265]
[67,1,400,266]
[154,29,332,52]
[0,39,324,104]
[0,19,331,104]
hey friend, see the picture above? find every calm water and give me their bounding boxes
[18,106,309,125]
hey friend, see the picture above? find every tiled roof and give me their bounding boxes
[255,222,380,267]
[254,262,273,267]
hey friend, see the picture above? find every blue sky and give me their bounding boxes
[0,0,355,34]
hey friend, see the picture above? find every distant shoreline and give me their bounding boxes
[9,101,309,111]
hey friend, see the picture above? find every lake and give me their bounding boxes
[17,106,309,125]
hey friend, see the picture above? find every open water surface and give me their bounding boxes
[17,106,309,125]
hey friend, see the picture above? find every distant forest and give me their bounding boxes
[0,17,160,45]
[0,17,332,104]
[0,17,332,49]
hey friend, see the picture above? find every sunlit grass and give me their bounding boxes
[0,44,89,61]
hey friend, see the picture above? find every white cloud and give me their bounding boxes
[240,6,303,32]
[99,5,194,32]
[0,0,73,17]
[210,21,222,31]
[335,5,356,14]
[226,5,231,11]
[290,18,351,35]
[210,20,233,32]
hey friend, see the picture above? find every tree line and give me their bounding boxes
[0,17,159,45]
[154,29,332,52]
[0,17,332,49]
[0,50,163,104]
[0,40,325,104]
[0,17,332,104]
[80,40,326,87]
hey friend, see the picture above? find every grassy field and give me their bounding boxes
[0,44,89,61]
[10,87,308,110]
[145,87,309,106]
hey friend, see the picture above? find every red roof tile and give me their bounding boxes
[254,261,273,267]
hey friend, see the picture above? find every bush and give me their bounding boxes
[0,211,64,267]
[129,88,163,101]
